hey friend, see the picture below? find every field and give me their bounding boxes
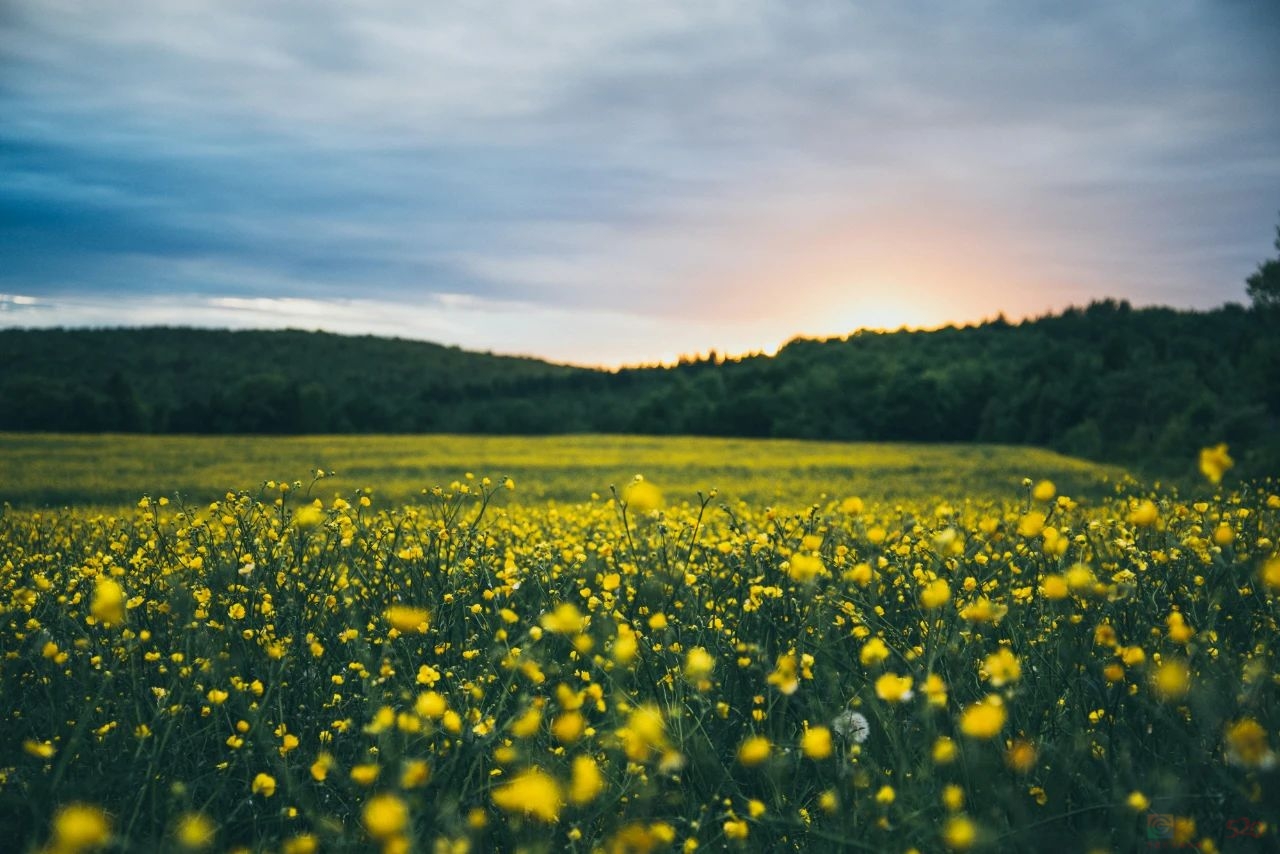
[1,435,1277,852]
[0,434,1126,509]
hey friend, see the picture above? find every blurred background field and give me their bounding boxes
[0,433,1126,509]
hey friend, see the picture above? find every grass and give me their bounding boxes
[0,433,1125,508]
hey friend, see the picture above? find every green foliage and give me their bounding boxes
[1,302,1277,476]
[1246,217,1280,313]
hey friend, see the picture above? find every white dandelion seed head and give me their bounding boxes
[832,710,870,744]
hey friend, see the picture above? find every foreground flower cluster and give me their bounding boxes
[2,467,1278,852]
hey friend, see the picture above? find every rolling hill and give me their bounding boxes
[2,300,1277,475]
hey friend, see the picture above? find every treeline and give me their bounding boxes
[2,301,1278,474]
[0,328,584,434]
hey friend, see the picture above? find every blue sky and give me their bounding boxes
[2,1,1278,366]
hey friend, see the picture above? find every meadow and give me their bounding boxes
[0,433,1124,508]
[1,435,1276,852]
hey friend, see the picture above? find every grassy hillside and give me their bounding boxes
[2,301,1277,474]
[0,433,1123,508]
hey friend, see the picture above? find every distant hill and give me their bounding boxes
[2,301,1277,476]
[0,327,584,433]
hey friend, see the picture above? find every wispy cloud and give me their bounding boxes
[2,0,1278,364]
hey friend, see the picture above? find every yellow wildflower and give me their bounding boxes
[959,696,1007,739]
[491,768,564,822]
[90,578,125,627]
[52,804,112,852]
[363,793,409,840]
[384,605,430,633]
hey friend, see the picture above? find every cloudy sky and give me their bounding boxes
[2,1,1278,366]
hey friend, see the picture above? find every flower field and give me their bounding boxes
[1,438,1277,852]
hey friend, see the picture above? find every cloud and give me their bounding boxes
[2,0,1278,362]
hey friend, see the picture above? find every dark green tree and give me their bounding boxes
[1245,216,1280,311]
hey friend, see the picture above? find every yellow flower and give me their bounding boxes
[401,759,431,788]
[923,673,949,708]
[50,804,111,850]
[874,672,914,703]
[292,504,324,528]
[874,785,895,805]
[1120,646,1146,666]
[1128,499,1159,528]
[860,637,890,666]
[623,476,663,515]
[920,578,951,609]
[1151,660,1190,701]
[24,739,56,759]
[52,804,112,852]
[350,764,380,786]
[943,815,977,850]
[1225,718,1277,769]
[1165,612,1193,644]
[932,736,958,764]
[509,706,542,738]
[552,712,584,744]
[363,793,409,840]
[569,755,605,804]
[1039,574,1069,600]
[737,735,772,766]
[1066,563,1097,593]
[251,773,277,797]
[787,552,826,584]
[541,602,586,635]
[612,624,638,664]
[282,834,318,854]
[1032,480,1056,502]
[766,652,800,695]
[723,818,749,840]
[1005,739,1037,773]
[310,752,333,782]
[415,691,447,719]
[174,813,215,850]
[1199,444,1233,485]
[958,597,1007,624]
[982,648,1021,687]
[1260,556,1280,593]
[617,704,668,762]
[684,646,715,681]
[90,578,125,627]
[491,768,564,822]
[1017,511,1045,538]
[959,696,1007,739]
[800,726,833,759]
[384,605,430,633]
[1126,791,1151,812]
[942,784,964,812]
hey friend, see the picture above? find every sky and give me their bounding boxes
[2,1,1278,367]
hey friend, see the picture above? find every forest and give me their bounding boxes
[2,300,1277,477]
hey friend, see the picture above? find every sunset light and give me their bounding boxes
[2,3,1277,365]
